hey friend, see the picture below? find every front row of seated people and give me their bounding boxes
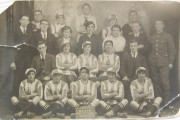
[11,67,162,119]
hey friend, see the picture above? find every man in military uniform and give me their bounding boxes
[148,20,176,104]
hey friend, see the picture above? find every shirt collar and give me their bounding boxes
[131,52,138,58]
[20,26,27,32]
[40,53,46,59]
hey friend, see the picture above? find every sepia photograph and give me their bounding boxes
[0,0,180,119]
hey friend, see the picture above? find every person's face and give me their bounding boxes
[107,72,116,82]
[112,27,120,38]
[109,19,117,26]
[132,23,141,34]
[34,11,42,22]
[137,71,146,81]
[82,6,90,15]
[27,71,35,82]
[80,69,89,80]
[104,42,113,52]
[56,16,64,24]
[155,21,164,32]
[52,74,61,83]
[63,44,70,53]
[63,29,71,38]
[129,12,137,22]
[38,44,47,55]
[130,42,138,53]
[83,44,91,54]
[40,21,49,32]
[20,16,30,27]
[87,24,95,34]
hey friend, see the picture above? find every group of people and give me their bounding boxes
[10,2,176,119]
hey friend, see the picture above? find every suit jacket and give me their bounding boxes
[125,32,150,56]
[31,53,56,78]
[120,53,148,80]
[14,26,32,45]
[32,30,59,55]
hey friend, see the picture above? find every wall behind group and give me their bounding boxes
[34,1,149,40]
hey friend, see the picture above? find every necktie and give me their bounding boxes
[84,17,88,26]
[64,54,69,64]
[85,56,89,66]
[23,28,26,34]
[106,56,110,65]
[83,83,87,95]
[43,33,46,40]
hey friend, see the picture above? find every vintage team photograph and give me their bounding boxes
[0,0,180,119]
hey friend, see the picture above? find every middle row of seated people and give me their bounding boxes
[11,67,162,119]
[31,38,148,98]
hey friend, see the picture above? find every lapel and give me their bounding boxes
[36,55,41,70]
[44,53,49,69]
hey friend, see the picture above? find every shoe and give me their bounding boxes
[141,111,152,118]
[105,110,114,118]
[42,112,52,119]
[56,113,65,119]
[26,111,35,118]
[118,112,127,118]
[70,113,76,119]
[14,111,24,118]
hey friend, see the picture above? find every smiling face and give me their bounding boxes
[19,16,30,27]
[86,24,95,34]
[63,29,71,38]
[107,72,116,82]
[132,22,141,34]
[40,21,49,32]
[52,73,61,83]
[37,43,47,55]
[112,27,120,38]
[104,41,113,53]
[82,5,90,15]
[34,11,43,22]
[63,43,71,53]
[27,71,35,82]
[83,44,91,54]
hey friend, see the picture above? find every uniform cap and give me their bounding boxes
[136,67,146,75]
[82,41,91,49]
[25,68,36,75]
[51,69,63,76]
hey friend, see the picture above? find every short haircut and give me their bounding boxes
[36,40,47,47]
[34,10,42,14]
[129,40,138,45]
[132,21,142,26]
[104,40,113,47]
[61,26,72,35]
[40,19,49,25]
[129,10,138,15]
[85,21,95,29]
[111,24,121,31]
[20,15,29,20]
[155,19,165,25]
[82,3,91,10]
[80,67,89,74]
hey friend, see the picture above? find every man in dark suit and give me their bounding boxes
[148,20,176,104]
[125,21,150,56]
[10,15,35,96]
[31,41,56,86]
[32,19,58,55]
[120,40,148,100]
